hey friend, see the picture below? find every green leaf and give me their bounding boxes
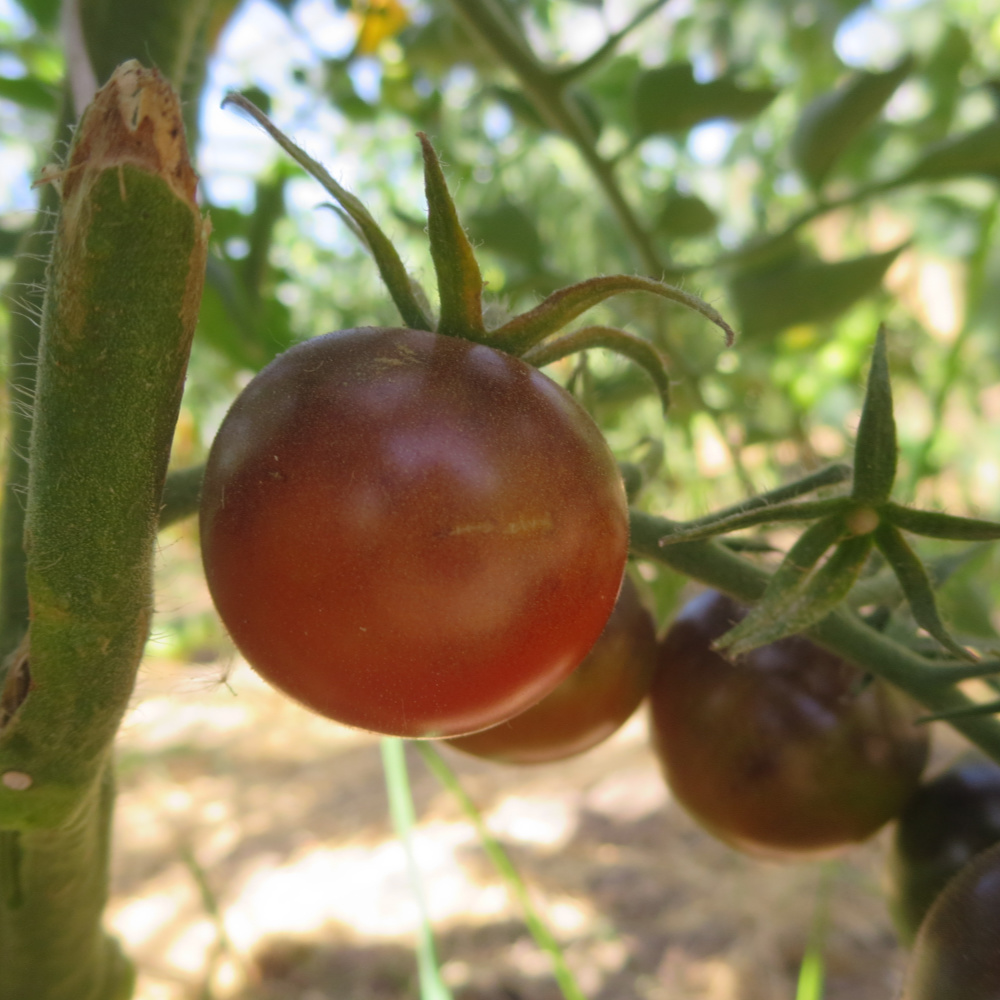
[197,256,293,371]
[896,121,1000,184]
[0,75,59,112]
[791,56,913,188]
[467,200,544,265]
[381,740,454,1000]
[634,61,777,135]
[852,328,897,504]
[0,226,29,258]
[416,744,587,1000]
[15,0,60,31]
[729,244,904,339]
[655,189,718,238]
[874,523,975,661]
[419,133,486,339]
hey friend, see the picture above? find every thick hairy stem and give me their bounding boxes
[0,60,207,1000]
[0,765,134,1000]
[0,63,208,831]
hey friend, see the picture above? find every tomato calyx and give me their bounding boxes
[222,92,735,412]
[656,327,1000,669]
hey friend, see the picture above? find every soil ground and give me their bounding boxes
[109,527,950,1000]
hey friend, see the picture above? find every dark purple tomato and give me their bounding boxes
[200,327,629,738]
[903,838,1000,999]
[648,590,930,857]
[887,755,1000,946]
[445,574,657,764]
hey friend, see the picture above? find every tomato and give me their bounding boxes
[648,590,930,857]
[903,838,1000,999]
[199,327,628,738]
[886,754,1000,945]
[445,574,657,764]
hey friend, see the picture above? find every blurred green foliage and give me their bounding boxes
[2,0,1000,634]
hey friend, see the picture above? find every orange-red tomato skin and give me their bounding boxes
[200,327,629,738]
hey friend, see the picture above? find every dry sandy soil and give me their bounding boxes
[107,528,948,1000]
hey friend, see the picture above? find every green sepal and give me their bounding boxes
[222,92,435,332]
[658,496,854,546]
[717,531,874,656]
[522,324,671,412]
[920,661,1000,684]
[874,522,975,661]
[489,274,735,357]
[852,327,897,504]
[884,503,1000,541]
[418,133,486,340]
[917,698,1000,724]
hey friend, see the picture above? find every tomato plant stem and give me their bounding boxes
[0,63,207,999]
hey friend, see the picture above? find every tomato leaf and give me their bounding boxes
[634,61,777,135]
[884,504,1000,541]
[895,121,1000,184]
[791,56,913,189]
[0,75,59,112]
[852,327,897,505]
[655,190,718,239]
[418,133,487,339]
[729,244,904,339]
[467,200,545,266]
[718,532,874,656]
[198,256,294,371]
[874,522,976,661]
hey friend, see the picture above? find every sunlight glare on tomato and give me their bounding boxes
[199,326,629,738]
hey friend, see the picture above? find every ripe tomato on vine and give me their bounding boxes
[649,590,930,856]
[200,327,629,738]
[199,102,734,739]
